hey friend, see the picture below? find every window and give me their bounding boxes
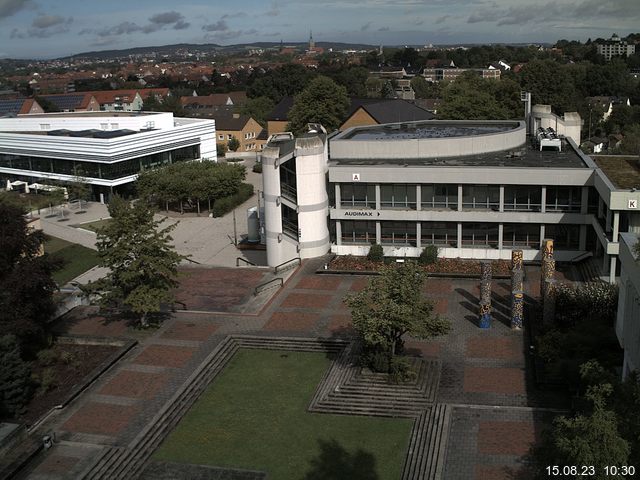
[421,222,457,247]
[421,184,457,210]
[39,123,50,131]
[281,204,298,239]
[503,223,540,248]
[380,184,417,209]
[380,221,416,246]
[545,224,580,249]
[462,185,500,210]
[110,123,119,130]
[341,220,376,244]
[546,187,581,212]
[279,159,297,202]
[461,223,499,247]
[100,123,108,130]
[340,183,375,208]
[504,186,542,211]
[218,134,224,140]
[227,134,232,140]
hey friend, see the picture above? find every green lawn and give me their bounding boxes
[76,219,111,232]
[44,236,100,285]
[154,349,413,480]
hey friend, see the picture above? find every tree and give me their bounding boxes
[238,96,275,127]
[287,76,349,134]
[82,197,186,327]
[227,136,240,152]
[410,76,442,99]
[0,202,58,344]
[380,80,396,99]
[344,263,451,370]
[247,64,316,103]
[438,74,510,120]
[69,168,91,210]
[0,335,32,418]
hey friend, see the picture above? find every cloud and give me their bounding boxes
[32,14,68,28]
[173,19,190,30]
[202,20,228,32]
[378,26,389,31]
[11,14,72,38]
[148,11,183,25]
[204,27,258,43]
[0,0,31,19]
[95,21,142,36]
[264,2,280,16]
[435,15,450,24]
[221,12,247,19]
[360,21,372,31]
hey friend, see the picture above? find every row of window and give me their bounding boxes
[340,221,581,249]
[0,145,200,180]
[216,132,258,141]
[339,183,590,213]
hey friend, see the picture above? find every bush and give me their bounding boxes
[389,357,417,384]
[252,161,262,173]
[0,335,32,417]
[36,349,58,366]
[418,245,438,265]
[555,282,618,326]
[216,142,227,157]
[367,244,384,262]
[37,367,57,395]
[212,183,254,217]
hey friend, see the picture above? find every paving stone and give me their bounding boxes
[161,320,219,342]
[32,454,80,475]
[98,370,171,399]
[465,337,523,361]
[61,402,139,436]
[132,345,196,369]
[295,276,343,291]
[477,421,539,456]
[280,292,333,309]
[263,311,320,331]
[464,367,526,395]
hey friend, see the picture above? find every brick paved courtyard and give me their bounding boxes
[24,260,565,480]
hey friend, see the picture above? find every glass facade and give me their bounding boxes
[504,186,542,212]
[462,185,500,210]
[0,145,199,181]
[279,159,297,202]
[546,186,582,212]
[503,223,540,247]
[380,221,416,246]
[380,184,417,209]
[545,224,580,249]
[421,222,457,247]
[341,220,376,244]
[461,222,499,247]
[341,183,375,208]
[421,184,457,210]
[281,204,298,239]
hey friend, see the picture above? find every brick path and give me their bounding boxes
[25,260,566,480]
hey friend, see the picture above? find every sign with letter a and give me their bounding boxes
[352,173,360,182]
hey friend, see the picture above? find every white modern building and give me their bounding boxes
[0,111,216,200]
[616,232,640,379]
[261,110,640,283]
[596,34,636,61]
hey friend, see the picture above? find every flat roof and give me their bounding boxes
[330,137,588,169]
[342,122,517,140]
[593,156,640,189]
[17,111,162,118]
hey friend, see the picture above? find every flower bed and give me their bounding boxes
[328,255,512,276]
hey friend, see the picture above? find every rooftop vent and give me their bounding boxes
[537,127,562,151]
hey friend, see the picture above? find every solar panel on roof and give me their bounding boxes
[42,95,84,110]
[0,99,25,115]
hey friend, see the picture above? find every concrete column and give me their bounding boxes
[498,223,504,251]
[376,221,381,245]
[457,222,462,248]
[499,185,505,213]
[539,225,545,248]
[457,185,463,212]
[579,225,587,251]
[598,197,603,219]
[606,207,612,232]
[602,253,610,275]
[416,222,421,249]
[335,221,342,246]
[416,185,421,211]
[581,186,589,214]
[335,184,341,209]
[609,256,617,284]
[541,186,546,213]
[375,184,381,210]
[613,211,620,242]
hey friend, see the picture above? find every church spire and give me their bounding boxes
[309,30,315,50]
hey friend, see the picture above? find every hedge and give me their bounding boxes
[212,183,254,217]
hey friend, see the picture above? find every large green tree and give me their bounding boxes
[0,202,58,344]
[438,73,510,120]
[82,197,186,327]
[287,75,349,134]
[238,96,275,127]
[344,263,450,367]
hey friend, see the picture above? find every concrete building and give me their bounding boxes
[261,110,640,282]
[616,232,640,379]
[597,34,636,61]
[0,111,216,201]
[422,67,500,82]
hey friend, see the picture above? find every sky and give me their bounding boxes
[0,0,639,59]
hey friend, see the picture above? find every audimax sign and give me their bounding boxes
[344,211,381,217]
